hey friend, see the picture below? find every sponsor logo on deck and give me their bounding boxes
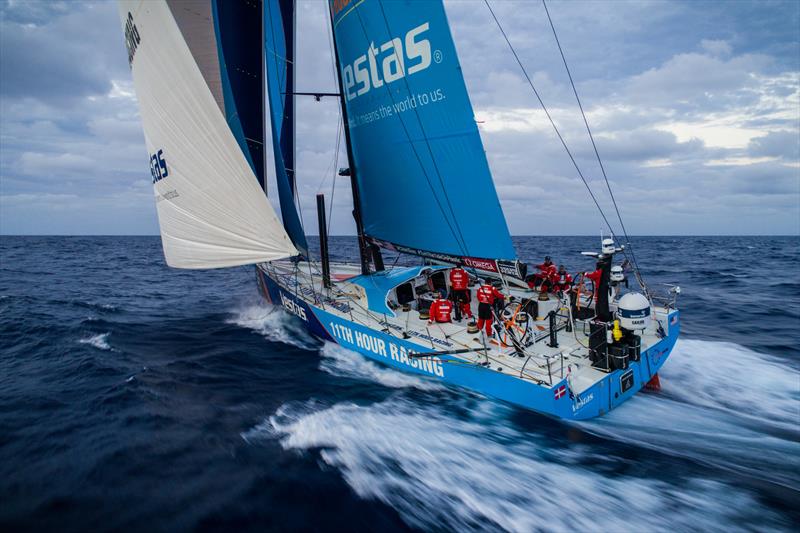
[328,321,445,378]
[572,392,594,412]
[280,291,307,321]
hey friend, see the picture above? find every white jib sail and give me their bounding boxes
[119,0,298,268]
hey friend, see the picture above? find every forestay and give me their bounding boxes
[119,0,297,268]
[264,0,309,256]
[330,0,518,274]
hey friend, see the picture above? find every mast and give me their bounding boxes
[261,0,268,195]
[327,4,371,275]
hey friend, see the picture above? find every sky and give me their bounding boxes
[0,0,798,236]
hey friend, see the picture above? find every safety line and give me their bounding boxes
[541,0,647,290]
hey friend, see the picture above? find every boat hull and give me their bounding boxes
[256,268,679,420]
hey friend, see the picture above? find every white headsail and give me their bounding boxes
[119,0,298,268]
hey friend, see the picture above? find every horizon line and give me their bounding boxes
[2,233,799,238]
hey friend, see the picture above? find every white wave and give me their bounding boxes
[78,333,114,351]
[227,303,318,350]
[319,343,445,391]
[264,399,783,532]
[660,339,799,427]
[582,338,800,490]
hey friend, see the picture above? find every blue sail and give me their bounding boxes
[210,0,266,189]
[264,0,309,256]
[329,0,516,270]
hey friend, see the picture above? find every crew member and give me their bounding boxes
[428,288,454,325]
[584,263,603,300]
[528,255,557,290]
[476,279,505,337]
[551,265,573,293]
[448,263,472,321]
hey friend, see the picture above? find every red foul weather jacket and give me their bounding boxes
[584,269,602,299]
[476,284,504,305]
[429,298,453,323]
[536,262,557,277]
[550,271,573,291]
[449,268,469,291]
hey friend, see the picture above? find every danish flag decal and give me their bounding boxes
[554,384,567,400]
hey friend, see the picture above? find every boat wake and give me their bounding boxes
[319,342,445,391]
[236,303,798,529]
[239,325,798,531]
[264,397,784,532]
[582,338,800,492]
[227,303,318,351]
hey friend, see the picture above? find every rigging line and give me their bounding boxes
[325,7,342,238]
[483,0,619,245]
[314,110,342,195]
[349,3,471,259]
[541,0,647,288]
[327,112,342,236]
[314,2,343,197]
[327,114,342,227]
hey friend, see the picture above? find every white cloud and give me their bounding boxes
[0,0,797,236]
[701,39,733,57]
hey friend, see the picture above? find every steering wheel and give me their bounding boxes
[572,273,595,310]
[498,299,531,344]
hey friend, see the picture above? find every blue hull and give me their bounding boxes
[257,268,679,420]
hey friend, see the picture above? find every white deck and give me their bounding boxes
[262,260,671,395]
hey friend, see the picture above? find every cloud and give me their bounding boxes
[701,39,733,57]
[748,130,800,160]
[0,0,798,237]
[0,1,127,105]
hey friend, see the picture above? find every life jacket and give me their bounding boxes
[429,298,453,323]
[449,268,468,290]
[477,284,503,305]
[550,272,572,291]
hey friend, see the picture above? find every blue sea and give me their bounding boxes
[1,235,798,532]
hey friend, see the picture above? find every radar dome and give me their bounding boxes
[617,292,650,331]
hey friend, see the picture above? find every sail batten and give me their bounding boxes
[329,0,517,270]
[120,0,297,269]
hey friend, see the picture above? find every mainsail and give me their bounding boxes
[329,0,518,274]
[119,0,298,268]
[264,0,309,256]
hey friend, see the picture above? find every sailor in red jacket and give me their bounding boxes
[551,264,573,293]
[448,263,472,321]
[528,255,557,290]
[584,264,603,300]
[428,289,454,325]
[475,279,505,336]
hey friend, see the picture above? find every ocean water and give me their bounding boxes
[1,235,798,532]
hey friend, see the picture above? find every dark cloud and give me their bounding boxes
[0,1,127,105]
[748,130,800,160]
